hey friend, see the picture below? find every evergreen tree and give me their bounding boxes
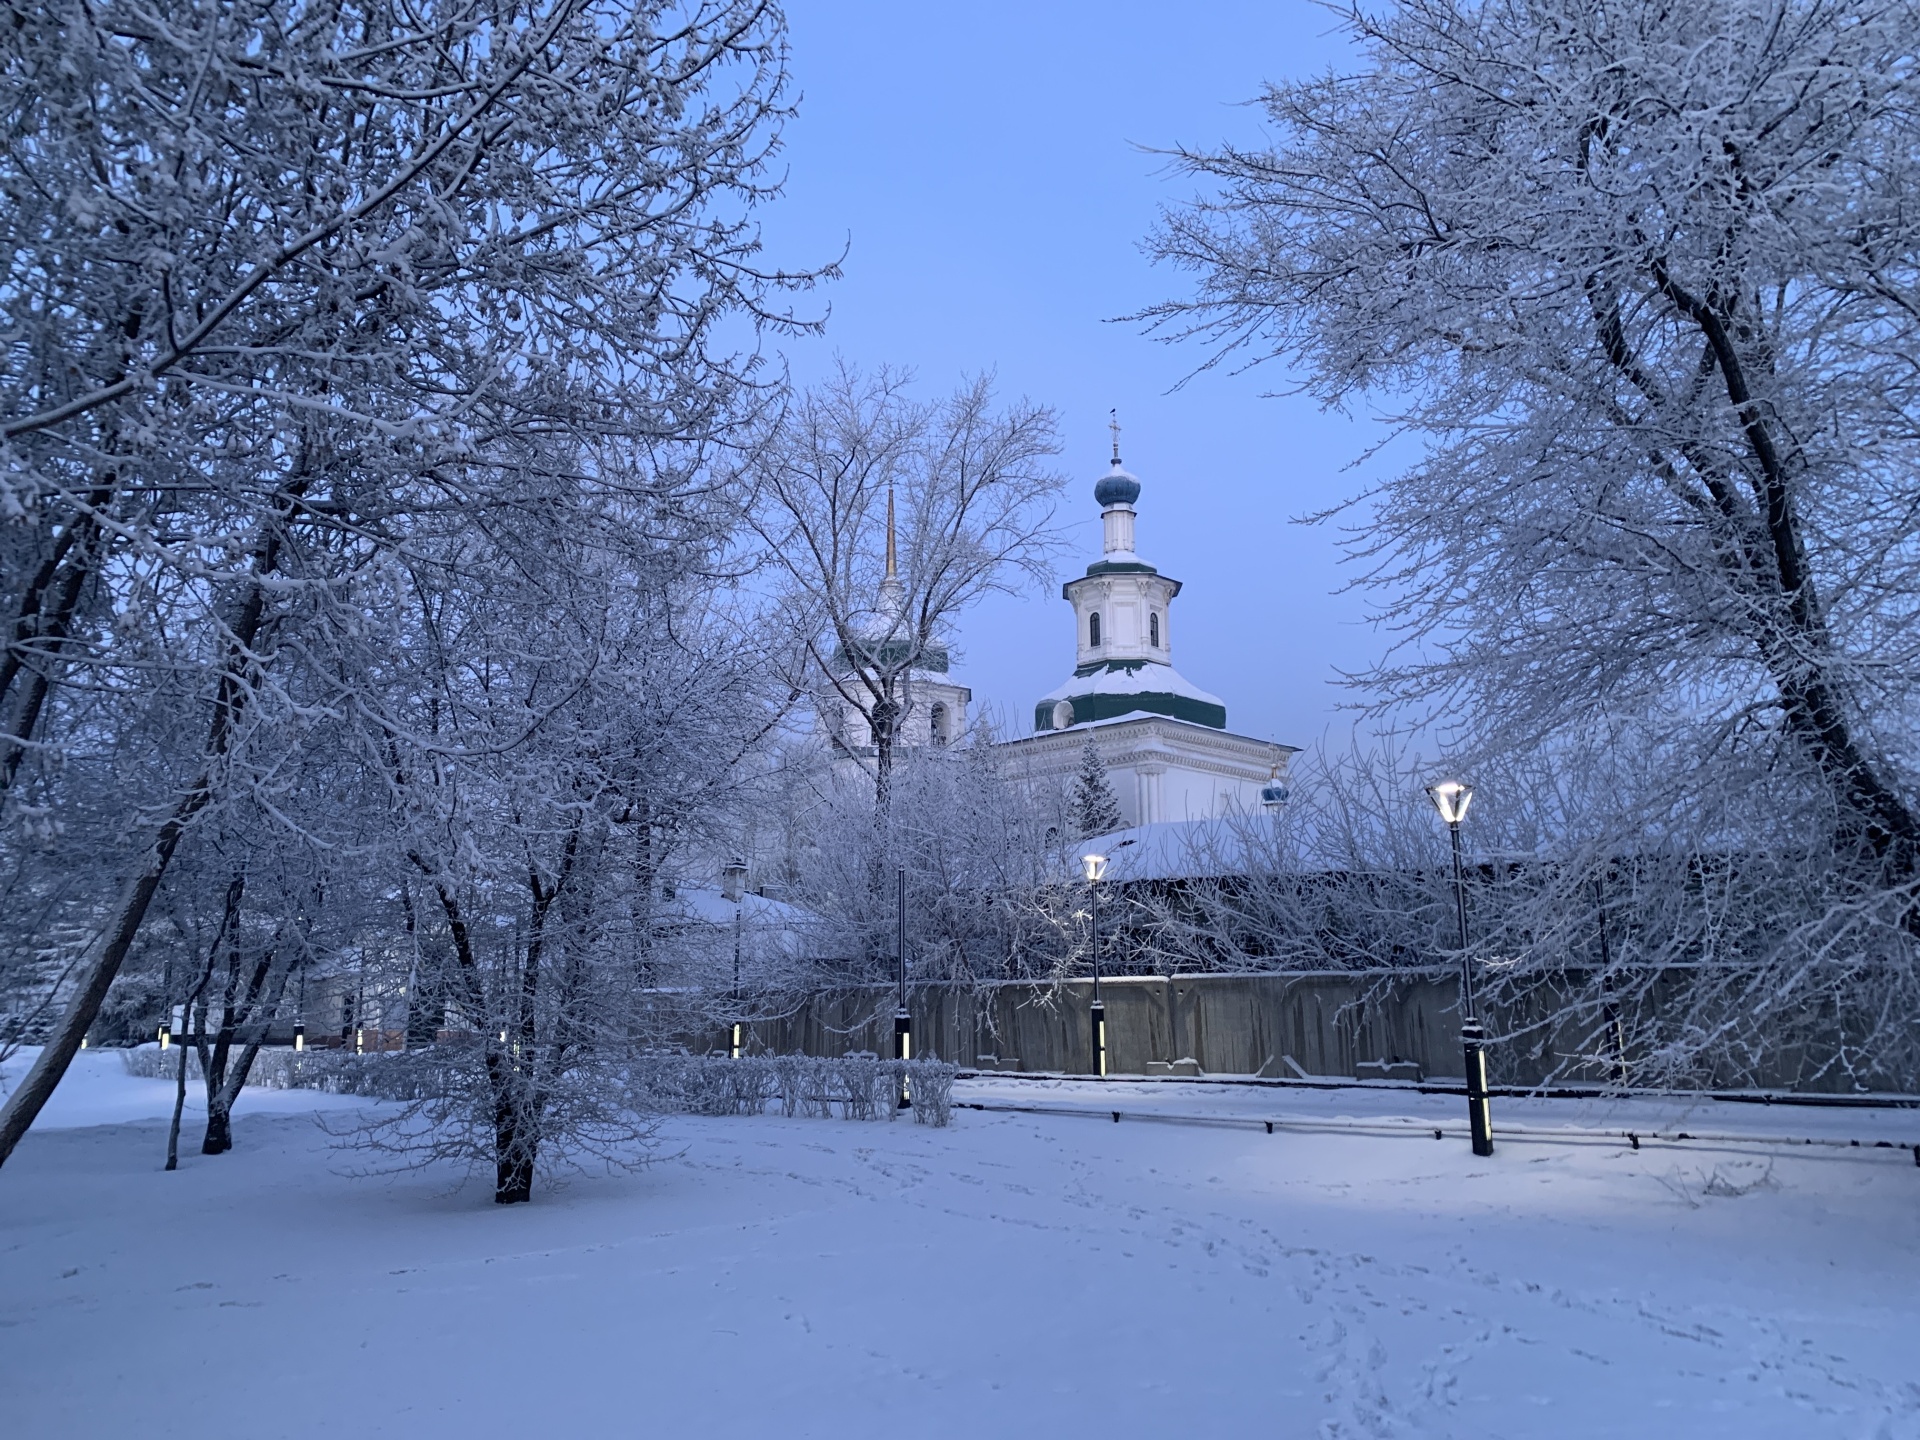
[1071,740,1124,839]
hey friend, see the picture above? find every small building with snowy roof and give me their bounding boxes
[997,434,1295,826]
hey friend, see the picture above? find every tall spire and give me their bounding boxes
[1109,408,1122,465]
[876,480,905,623]
[885,481,898,580]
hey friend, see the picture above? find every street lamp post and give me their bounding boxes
[1082,852,1109,1077]
[1594,873,1628,1085]
[1427,781,1493,1158]
[895,866,912,1107]
[722,858,749,1059]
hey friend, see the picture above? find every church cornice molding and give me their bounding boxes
[1063,567,1180,602]
[1071,657,1172,680]
[1000,718,1293,780]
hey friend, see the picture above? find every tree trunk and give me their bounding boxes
[486,831,578,1205]
[0,520,286,1171]
[203,944,275,1156]
[632,800,657,986]
[0,441,122,802]
[1593,269,1920,882]
[411,855,536,1205]
[871,691,900,815]
[201,1094,234,1156]
[164,1030,191,1173]
[197,880,249,1154]
[0,509,106,796]
[494,1142,535,1205]
[1652,267,1920,874]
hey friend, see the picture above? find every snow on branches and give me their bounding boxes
[0,0,814,1171]
[1141,0,1920,1086]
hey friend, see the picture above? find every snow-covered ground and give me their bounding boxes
[3,1052,1918,1438]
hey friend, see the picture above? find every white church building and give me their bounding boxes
[993,439,1294,825]
[819,431,1293,825]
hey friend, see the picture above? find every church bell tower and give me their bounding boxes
[1034,420,1227,733]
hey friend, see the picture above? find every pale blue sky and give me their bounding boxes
[761,1,1408,749]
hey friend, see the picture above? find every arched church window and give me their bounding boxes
[930,703,949,746]
[1150,612,1160,647]
[1088,612,1102,647]
[1052,700,1075,730]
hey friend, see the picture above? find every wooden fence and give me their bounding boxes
[722,970,1908,1094]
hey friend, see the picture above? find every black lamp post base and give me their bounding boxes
[1089,1000,1108,1078]
[894,1009,912,1107]
[1462,1019,1494,1157]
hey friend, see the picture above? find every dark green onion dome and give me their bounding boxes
[1093,461,1140,508]
[832,633,950,674]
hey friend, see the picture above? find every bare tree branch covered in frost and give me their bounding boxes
[765,725,1074,985]
[150,839,326,1157]
[0,0,815,1168]
[1124,738,1919,1087]
[361,496,792,1201]
[743,366,1069,812]
[1138,0,1920,1087]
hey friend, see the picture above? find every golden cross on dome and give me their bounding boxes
[1108,409,1122,464]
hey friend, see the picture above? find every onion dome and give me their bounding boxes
[1094,460,1141,508]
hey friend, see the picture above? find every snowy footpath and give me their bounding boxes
[2,1053,1918,1438]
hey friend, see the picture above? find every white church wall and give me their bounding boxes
[999,715,1289,827]
[1129,758,1267,825]
[827,676,972,756]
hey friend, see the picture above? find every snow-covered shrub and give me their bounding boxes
[123,1044,435,1099]
[635,1054,955,1127]
[126,1045,958,1128]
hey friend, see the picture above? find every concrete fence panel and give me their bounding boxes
[720,969,1911,1094]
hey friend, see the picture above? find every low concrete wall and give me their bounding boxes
[735,971,1905,1093]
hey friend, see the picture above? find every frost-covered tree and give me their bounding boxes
[307,437,793,1202]
[769,723,1068,983]
[1127,735,1920,1088]
[1139,0,1920,1085]
[744,366,1067,811]
[1146,0,1920,866]
[1069,739,1124,840]
[0,0,810,1168]
[158,837,328,1158]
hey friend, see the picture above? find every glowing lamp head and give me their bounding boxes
[1081,852,1109,884]
[1427,780,1474,827]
